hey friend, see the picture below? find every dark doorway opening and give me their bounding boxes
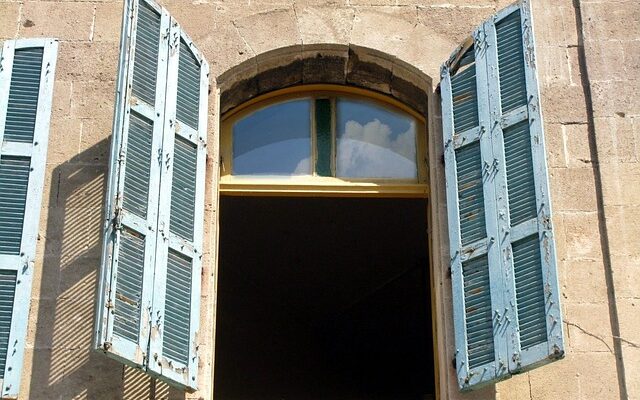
[214,196,435,400]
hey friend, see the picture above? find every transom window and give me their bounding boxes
[220,86,428,196]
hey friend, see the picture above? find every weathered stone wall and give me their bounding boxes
[0,0,637,399]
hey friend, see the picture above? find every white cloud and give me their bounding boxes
[337,119,417,179]
[294,157,311,175]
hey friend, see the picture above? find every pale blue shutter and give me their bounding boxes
[441,0,564,391]
[486,2,564,372]
[0,38,58,398]
[96,0,208,391]
[148,31,208,390]
[96,0,169,368]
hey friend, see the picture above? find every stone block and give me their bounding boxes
[564,123,592,168]
[495,372,531,400]
[610,254,640,300]
[540,83,588,124]
[233,8,301,56]
[93,2,123,43]
[563,259,609,303]
[77,118,113,165]
[622,347,640,400]
[604,205,640,258]
[301,44,349,85]
[549,167,597,212]
[532,5,578,47]
[47,117,82,165]
[21,2,95,42]
[582,1,640,42]
[617,298,640,345]
[561,211,603,261]
[52,80,73,117]
[538,46,573,86]
[71,80,116,120]
[594,116,638,164]
[544,123,568,168]
[417,5,494,45]
[584,40,627,82]
[600,164,640,207]
[565,303,614,353]
[297,6,354,45]
[591,79,640,119]
[529,354,580,400]
[575,353,620,399]
[56,41,119,82]
[0,2,20,39]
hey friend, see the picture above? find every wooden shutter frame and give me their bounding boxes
[96,0,209,391]
[0,38,58,398]
[148,25,208,390]
[95,0,170,367]
[442,0,564,391]
[485,1,564,370]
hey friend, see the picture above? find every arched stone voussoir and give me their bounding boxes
[217,43,433,116]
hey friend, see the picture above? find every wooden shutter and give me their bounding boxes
[96,0,208,391]
[96,0,169,367]
[148,30,208,390]
[0,38,58,398]
[441,0,564,391]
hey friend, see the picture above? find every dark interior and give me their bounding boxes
[214,196,434,400]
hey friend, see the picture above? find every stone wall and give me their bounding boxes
[0,0,637,399]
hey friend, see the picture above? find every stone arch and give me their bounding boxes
[216,44,433,117]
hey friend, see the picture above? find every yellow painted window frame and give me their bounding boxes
[220,85,429,197]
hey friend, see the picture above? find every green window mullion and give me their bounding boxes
[314,98,332,177]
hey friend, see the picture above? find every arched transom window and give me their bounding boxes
[220,86,428,196]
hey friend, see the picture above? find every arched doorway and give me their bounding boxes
[213,83,436,399]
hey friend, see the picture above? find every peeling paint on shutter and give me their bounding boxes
[462,255,494,369]
[455,142,485,246]
[0,38,57,399]
[113,230,146,342]
[451,52,479,134]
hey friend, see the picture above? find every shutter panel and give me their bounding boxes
[96,0,209,391]
[148,30,208,391]
[0,38,58,398]
[486,1,564,372]
[96,0,169,368]
[441,0,564,391]
[441,37,509,390]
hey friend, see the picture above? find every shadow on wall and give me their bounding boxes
[28,138,185,399]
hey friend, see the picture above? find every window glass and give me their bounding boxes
[336,99,417,179]
[233,99,312,175]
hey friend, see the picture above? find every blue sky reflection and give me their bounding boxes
[233,99,312,175]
